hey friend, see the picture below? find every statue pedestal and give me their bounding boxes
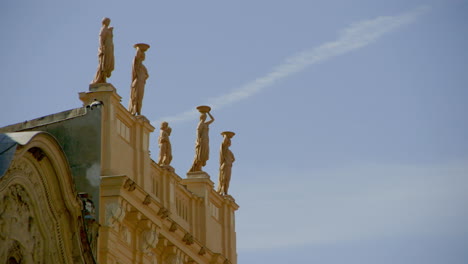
[182,171,213,198]
[89,83,116,92]
[223,194,235,201]
[160,165,175,173]
[186,171,210,179]
[79,83,120,107]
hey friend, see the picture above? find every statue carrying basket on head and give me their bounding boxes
[128,43,150,115]
[217,131,235,195]
[189,106,215,172]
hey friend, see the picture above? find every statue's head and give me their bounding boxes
[102,17,111,26]
[161,121,168,129]
[200,113,207,121]
[135,49,145,61]
[134,43,150,62]
[223,136,231,147]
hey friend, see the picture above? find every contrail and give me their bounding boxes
[154,6,429,124]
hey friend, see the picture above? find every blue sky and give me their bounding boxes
[1,0,467,263]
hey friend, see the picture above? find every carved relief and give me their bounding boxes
[143,194,151,205]
[1,139,99,263]
[3,160,34,182]
[120,225,131,245]
[1,158,69,263]
[169,222,178,232]
[182,233,194,246]
[2,160,44,204]
[124,179,136,191]
[140,229,159,254]
[0,184,43,264]
[157,207,170,219]
[104,201,127,227]
[164,246,193,264]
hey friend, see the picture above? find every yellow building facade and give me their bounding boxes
[0,84,239,264]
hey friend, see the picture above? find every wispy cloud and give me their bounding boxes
[155,6,429,124]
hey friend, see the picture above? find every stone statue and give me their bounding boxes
[91,17,114,84]
[157,121,173,166]
[128,43,150,115]
[189,106,215,172]
[217,132,235,195]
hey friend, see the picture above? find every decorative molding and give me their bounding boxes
[104,200,127,227]
[157,207,170,219]
[169,221,178,232]
[182,233,194,246]
[123,179,136,192]
[140,228,159,254]
[143,194,151,205]
[198,247,206,256]
[2,148,96,263]
[3,159,34,182]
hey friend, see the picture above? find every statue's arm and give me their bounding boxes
[131,59,138,81]
[206,112,215,125]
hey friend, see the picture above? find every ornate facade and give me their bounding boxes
[0,132,96,263]
[0,84,239,264]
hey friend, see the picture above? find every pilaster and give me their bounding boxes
[79,83,121,176]
[135,115,154,193]
[182,172,214,245]
[222,195,239,263]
